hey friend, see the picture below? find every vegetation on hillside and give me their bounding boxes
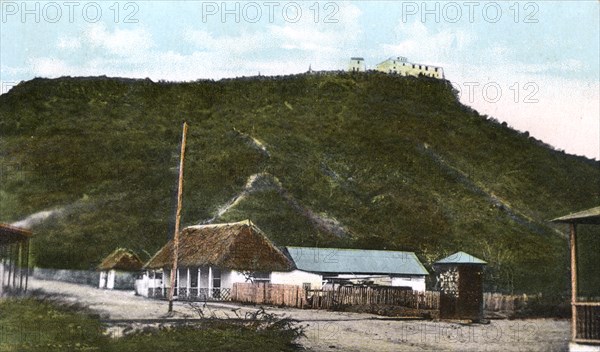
[0,72,598,295]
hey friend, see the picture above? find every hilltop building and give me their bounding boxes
[348,57,366,72]
[347,56,444,79]
[376,56,444,79]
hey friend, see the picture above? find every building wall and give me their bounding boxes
[376,58,444,79]
[99,269,137,290]
[348,59,366,72]
[271,270,323,289]
[221,270,247,289]
[391,276,426,292]
[34,267,99,286]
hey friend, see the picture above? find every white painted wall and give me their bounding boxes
[221,270,248,289]
[570,342,600,352]
[99,271,107,288]
[391,276,426,292]
[348,58,366,72]
[376,58,444,79]
[99,270,116,289]
[271,270,323,289]
[106,269,116,289]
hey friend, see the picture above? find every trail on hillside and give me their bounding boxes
[201,172,351,238]
[417,143,561,237]
[10,207,66,229]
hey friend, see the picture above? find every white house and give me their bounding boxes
[139,220,293,300]
[98,248,144,290]
[376,56,444,79]
[348,57,366,72]
[275,246,429,291]
[138,220,430,300]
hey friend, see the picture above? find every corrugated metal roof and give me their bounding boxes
[551,206,600,225]
[434,251,486,265]
[285,246,428,276]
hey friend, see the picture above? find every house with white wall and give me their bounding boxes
[98,248,144,290]
[139,220,293,300]
[376,56,444,79]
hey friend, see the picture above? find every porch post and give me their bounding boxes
[186,268,190,297]
[24,239,29,293]
[151,270,155,296]
[570,223,577,341]
[18,241,23,292]
[197,267,201,289]
[162,269,166,296]
[208,266,213,295]
[176,268,180,297]
[7,244,13,289]
[0,247,4,296]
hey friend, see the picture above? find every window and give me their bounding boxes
[253,272,271,283]
[303,283,311,291]
[191,268,198,287]
[412,64,415,68]
[212,267,221,288]
[425,66,428,70]
[435,68,438,72]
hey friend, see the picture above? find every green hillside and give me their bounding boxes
[1,72,598,295]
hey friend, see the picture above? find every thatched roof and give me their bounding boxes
[97,248,144,271]
[144,220,293,272]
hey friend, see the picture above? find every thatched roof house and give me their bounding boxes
[144,220,292,272]
[98,248,144,272]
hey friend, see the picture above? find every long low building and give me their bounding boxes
[136,220,429,299]
[375,56,444,79]
[275,246,428,291]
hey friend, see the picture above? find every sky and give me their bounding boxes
[1,1,599,159]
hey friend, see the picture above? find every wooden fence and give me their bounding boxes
[232,282,306,307]
[232,283,438,310]
[232,283,540,318]
[483,292,536,313]
[306,286,439,310]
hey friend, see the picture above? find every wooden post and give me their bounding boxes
[208,266,213,299]
[24,239,29,293]
[197,267,201,291]
[18,241,23,292]
[186,268,190,298]
[6,244,12,289]
[570,223,578,341]
[168,121,189,313]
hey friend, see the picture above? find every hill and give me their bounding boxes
[0,72,598,295]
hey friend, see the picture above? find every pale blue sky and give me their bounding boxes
[1,1,598,158]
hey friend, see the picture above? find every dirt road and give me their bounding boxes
[28,279,569,352]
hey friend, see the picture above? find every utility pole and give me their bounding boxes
[168,121,188,313]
